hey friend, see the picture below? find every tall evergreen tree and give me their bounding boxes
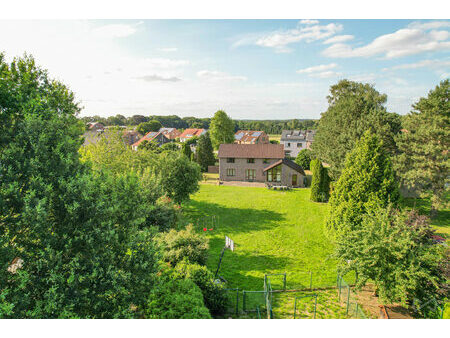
[312,79,401,179]
[310,159,322,202]
[196,133,215,172]
[395,79,449,215]
[209,110,235,149]
[326,131,399,236]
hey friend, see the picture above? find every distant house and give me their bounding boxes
[280,130,316,158]
[179,128,207,142]
[87,122,105,131]
[159,127,182,140]
[132,131,169,150]
[234,130,269,144]
[218,143,305,187]
[123,130,143,146]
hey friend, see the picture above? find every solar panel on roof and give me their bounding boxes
[253,131,262,137]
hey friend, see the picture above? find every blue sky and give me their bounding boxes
[0,19,449,119]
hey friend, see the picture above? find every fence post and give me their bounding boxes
[243,291,246,312]
[236,288,239,316]
[346,286,350,315]
[313,295,317,319]
[309,271,313,290]
[337,276,341,301]
[356,303,359,317]
[283,273,287,291]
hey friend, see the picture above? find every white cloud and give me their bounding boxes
[197,70,247,81]
[324,34,354,44]
[134,74,182,82]
[92,22,141,39]
[322,27,450,59]
[158,47,178,52]
[297,63,337,74]
[296,63,341,78]
[383,59,450,71]
[256,22,343,52]
[300,19,319,25]
[141,58,189,68]
[408,21,450,30]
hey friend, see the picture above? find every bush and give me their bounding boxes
[157,224,209,266]
[174,260,229,317]
[295,149,313,170]
[145,196,181,232]
[144,273,211,319]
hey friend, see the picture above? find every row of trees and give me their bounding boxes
[0,54,228,318]
[310,79,449,315]
[81,113,317,136]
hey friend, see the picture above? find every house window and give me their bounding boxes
[263,158,269,164]
[297,143,302,148]
[227,158,235,163]
[247,158,255,163]
[267,165,281,182]
[287,143,291,147]
[226,168,236,176]
[245,169,256,181]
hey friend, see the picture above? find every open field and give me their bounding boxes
[268,134,281,143]
[183,185,336,292]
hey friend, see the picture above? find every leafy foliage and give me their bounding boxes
[144,272,211,319]
[209,110,235,149]
[326,131,399,236]
[310,159,329,202]
[157,224,209,266]
[0,54,159,318]
[295,148,313,170]
[335,206,446,307]
[312,79,401,179]
[136,120,163,135]
[395,79,449,214]
[196,132,215,172]
[174,260,229,317]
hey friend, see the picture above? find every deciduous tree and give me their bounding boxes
[209,110,235,149]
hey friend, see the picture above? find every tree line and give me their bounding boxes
[81,113,318,135]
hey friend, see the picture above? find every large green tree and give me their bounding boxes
[395,79,449,215]
[312,80,401,179]
[136,120,163,135]
[0,54,160,318]
[326,131,399,237]
[209,110,235,149]
[196,133,215,172]
[295,149,313,170]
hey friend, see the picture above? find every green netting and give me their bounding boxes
[242,290,266,313]
[294,294,317,319]
[224,288,239,316]
[337,275,367,319]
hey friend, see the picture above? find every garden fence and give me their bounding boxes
[337,275,366,319]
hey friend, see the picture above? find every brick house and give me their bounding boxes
[234,130,269,144]
[179,128,207,142]
[132,131,169,150]
[218,143,305,187]
[159,127,182,140]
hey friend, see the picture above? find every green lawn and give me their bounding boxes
[182,185,337,291]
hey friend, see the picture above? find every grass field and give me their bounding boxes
[183,185,336,292]
[268,134,281,143]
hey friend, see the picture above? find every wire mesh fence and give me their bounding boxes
[337,275,366,319]
[224,288,239,316]
[413,297,444,319]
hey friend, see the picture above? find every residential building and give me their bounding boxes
[280,130,316,158]
[132,131,169,150]
[87,122,105,131]
[159,127,182,140]
[234,130,269,144]
[179,128,207,142]
[217,143,305,187]
[123,130,143,146]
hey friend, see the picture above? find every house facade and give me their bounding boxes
[179,128,207,142]
[234,130,269,144]
[218,144,305,187]
[280,130,316,158]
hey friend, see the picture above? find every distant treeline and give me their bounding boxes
[80,114,318,134]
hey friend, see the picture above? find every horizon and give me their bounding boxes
[1,19,449,120]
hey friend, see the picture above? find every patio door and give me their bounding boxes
[245,169,256,181]
[292,174,297,186]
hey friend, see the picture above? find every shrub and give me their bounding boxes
[144,273,211,319]
[145,196,181,232]
[174,260,229,317]
[157,224,209,266]
[295,149,313,170]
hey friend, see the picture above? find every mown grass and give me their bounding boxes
[182,185,336,291]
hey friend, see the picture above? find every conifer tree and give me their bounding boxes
[395,79,449,216]
[326,131,399,236]
[196,133,215,172]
